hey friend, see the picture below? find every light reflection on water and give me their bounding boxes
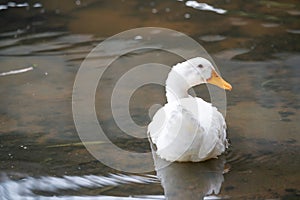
[152,140,228,200]
[0,173,161,200]
[0,154,227,200]
[0,174,161,199]
[0,0,300,199]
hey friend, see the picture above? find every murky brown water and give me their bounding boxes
[0,0,300,199]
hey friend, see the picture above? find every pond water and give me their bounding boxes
[0,0,300,199]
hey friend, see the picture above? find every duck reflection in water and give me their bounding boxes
[151,142,228,200]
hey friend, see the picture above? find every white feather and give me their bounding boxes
[148,57,228,162]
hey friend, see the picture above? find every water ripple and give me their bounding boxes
[0,2,43,11]
[185,1,227,14]
[0,173,159,200]
[0,66,34,77]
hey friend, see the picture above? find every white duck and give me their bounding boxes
[148,57,232,162]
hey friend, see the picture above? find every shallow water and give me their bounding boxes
[0,0,300,199]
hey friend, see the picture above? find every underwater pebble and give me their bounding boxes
[134,35,143,40]
[75,0,81,6]
[33,3,42,8]
[199,35,226,42]
[261,23,280,28]
[184,13,191,19]
[7,2,16,7]
[230,18,248,26]
[287,10,300,16]
[152,8,158,14]
[287,29,300,34]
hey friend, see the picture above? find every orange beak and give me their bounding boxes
[207,70,232,91]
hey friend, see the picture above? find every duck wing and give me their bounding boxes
[148,98,227,162]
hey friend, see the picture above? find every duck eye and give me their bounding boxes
[198,64,204,68]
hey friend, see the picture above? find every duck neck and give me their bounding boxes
[165,69,190,103]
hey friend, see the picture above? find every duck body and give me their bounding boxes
[148,57,231,162]
[148,97,227,162]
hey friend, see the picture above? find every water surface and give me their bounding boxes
[0,0,299,199]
